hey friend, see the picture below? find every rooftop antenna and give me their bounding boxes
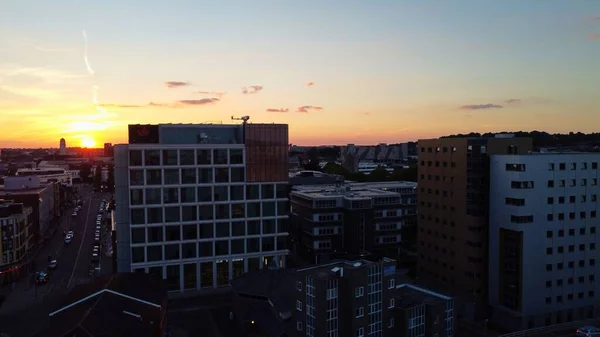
[231,116,250,143]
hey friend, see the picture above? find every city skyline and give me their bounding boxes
[1,1,599,148]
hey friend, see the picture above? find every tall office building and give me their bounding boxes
[113,123,290,292]
[59,138,66,155]
[416,135,532,320]
[488,153,600,330]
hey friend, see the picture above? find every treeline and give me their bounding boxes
[317,163,417,183]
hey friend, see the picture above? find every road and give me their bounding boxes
[0,184,113,337]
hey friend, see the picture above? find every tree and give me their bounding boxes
[367,167,390,182]
[79,164,92,182]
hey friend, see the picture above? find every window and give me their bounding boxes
[388,318,395,328]
[230,149,243,164]
[356,327,364,337]
[129,150,142,166]
[548,180,554,188]
[506,164,526,172]
[296,321,302,331]
[197,149,212,165]
[355,286,364,297]
[388,278,395,289]
[179,150,195,165]
[296,300,302,311]
[145,150,160,166]
[214,149,228,164]
[388,298,395,308]
[356,307,364,318]
[296,281,302,291]
[163,150,178,165]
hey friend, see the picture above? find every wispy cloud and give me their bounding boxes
[589,34,600,40]
[0,63,86,84]
[179,98,219,105]
[363,112,372,115]
[19,43,75,53]
[241,85,263,94]
[305,82,314,87]
[197,91,225,98]
[504,99,521,104]
[0,85,63,99]
[100,103,144,109]
[165,81,190,88]
[459,104,503,110]
[297,105,323,113]
[266,108,289,112]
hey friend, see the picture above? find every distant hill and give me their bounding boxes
[441,131,600,149]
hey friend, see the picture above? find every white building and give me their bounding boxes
[114,123,290,292]
[15,167,72,186]
[489,153,600,330]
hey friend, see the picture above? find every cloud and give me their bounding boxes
[197,91,225,98]
[504,99,521,104]
[241,85,263,94]
[165,81,190,88]
[179,98,219,105]
[297,105,323,113]
[266,108,289,112]
[19,44,75,53]
[0,85,63,99]
[305,82,314,87]
[459,104,503,110]
[0,63,86,84]
[589,34,600,40]
[589,17,600,22]
[100,103,144,108]
[363,112,372,115]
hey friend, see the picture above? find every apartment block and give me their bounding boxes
[488,153,600,330]
[0,199,33,284]
[113,123,290,292]
[289,181,417,264]
[416,135,532,320]
[231,257,455,337]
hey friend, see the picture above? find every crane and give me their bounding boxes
[231,115,250,124]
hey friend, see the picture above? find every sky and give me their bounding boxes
[0,0,599,148]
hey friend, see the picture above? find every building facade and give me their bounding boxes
[416,136,533,320]
[289,181,417,264]
[0,200,33,284]
[488,153,600,330]
[114,123,290,292]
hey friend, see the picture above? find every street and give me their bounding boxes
[0,184,113,337]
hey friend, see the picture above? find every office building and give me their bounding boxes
[416,135,532,320]
[289,181,417,264]
[104,142,114,157]
[488,153,600,330]
[59,138,66,155]
[0,200,33,284]
[231,257,455,337]
[113,123,289,292]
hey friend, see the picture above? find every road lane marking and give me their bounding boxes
[67,194,92,288]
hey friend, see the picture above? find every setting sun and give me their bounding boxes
[81,137,97,148]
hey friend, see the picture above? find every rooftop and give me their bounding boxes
[291,181,416,200]
[0,184,51,196]
[393,283,452,309]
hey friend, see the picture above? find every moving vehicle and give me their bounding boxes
[48,260,58,270]
[92,253,99,262]
[35,272,49,284]
[71,212,77,217]
[577,326,600,336]
[64,235,72,244]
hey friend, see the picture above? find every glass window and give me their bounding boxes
[214,186,228,201]
[181,187,196,203]
[199,205,213,220]
[231,204,245,218]
[183,263,197,290]
[248,220,260,235]
[131,228,146,243]
[216,204,230,220]
[166,264,180,291]
[146,169,162,185]
[262,237,274,252]
[131,189,144,205]
[181,168,196,184]
[199,223,214,239]
[277,218,288,233]
[198,186,212,202]
[247,203,261,217]
[200,261,213,288]
[165,244,180,260]
[163,150,178,165]
[277,236,286,250]
[276,184,288,198]
[130,170,144,185]
[230,149,243,164]
[230,185,244,200]
[166,225,181,241]
[232,259,244,278]
[147,245,163,261]
[182,206,197,222]
[231,239,244,254]
[216,223,230,237]
[164,169,180,184]
[147,226,163,242]
[231,167,245,183]
[215,241,229,256]
[131,247,145,263]
[163,187,179,204]
[197,149,212,165]
[214,149,228,164]
[199,242,213,257]
[148,266,162,279]
[131,208,146,225]
[262,202,275,217]
[165,206,180,222]
[182,242,196,259]
[247,238,260,252]
[145,150,160,166]
[198,168,213,184]
[183,224,197,240]
[246,185,260,199]
[145,188,161,204]
[262,184,275,199]
[129,150,142,166]
[248,257,260,271]
[232,221,245,236]
[262,219,275,234]
[147,207,163,224]
[215,168,229,183]
[180,150,195,166]
[277,201,289,216]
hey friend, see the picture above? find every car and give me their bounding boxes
[67,230,74,236]
[35,272,49,284]
[577,326,600,336]
[64,236,72,244]
[72,212,77,217]
[95,231,100,236]
[91,253,99,262]
[48,260,58,270]
[94,236,100,242]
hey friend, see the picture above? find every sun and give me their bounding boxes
[81,137,97,148]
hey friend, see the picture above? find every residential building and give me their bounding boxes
[41,273,167,337]
[289,181,417,264]
[230,257,454,337]
[15,167,73,186]
[113,123,290,292]
[104,142,114,157]
[488,153,600,330]
[416,135,533,320]
[0,200,33,284]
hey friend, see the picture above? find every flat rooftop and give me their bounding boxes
[393,283,452,309]
[291,181,416,200]
[0,184,51,196]
[296,257,395,275]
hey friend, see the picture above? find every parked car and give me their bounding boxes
[92,253,99,262]
[35,272,49,284]
[48,260,58,270]
[64,235,72,244]
[577,326,600,337]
